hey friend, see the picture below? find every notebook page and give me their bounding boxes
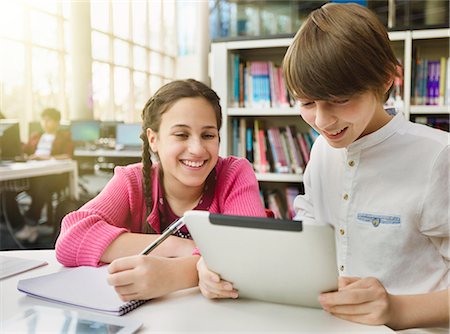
[17,266,147,316]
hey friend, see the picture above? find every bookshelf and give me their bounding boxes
[210,28,450,217]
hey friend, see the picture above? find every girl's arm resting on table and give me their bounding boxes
[107,255,200,301]
[319,276,449,330]
[100,232,196,263]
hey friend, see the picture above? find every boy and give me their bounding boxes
[282,3,449,330]
[198,3,449,331]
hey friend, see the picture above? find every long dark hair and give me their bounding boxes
[140,79,222,232]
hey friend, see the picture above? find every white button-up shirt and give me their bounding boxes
[295,113,449,295]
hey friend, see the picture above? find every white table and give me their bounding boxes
[0,160,79,200]
[0,250,394,333]
[74,148,141,158]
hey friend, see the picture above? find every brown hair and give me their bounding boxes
[283,3,400,103]
[41,108,61,122]
[140,79,222,232]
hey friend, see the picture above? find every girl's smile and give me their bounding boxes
[147,97,220,195]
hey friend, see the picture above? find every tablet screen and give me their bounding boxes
[3,306,142,334]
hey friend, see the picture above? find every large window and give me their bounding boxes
[0,0,177,129]
[90,0,177,122]
[0,1,70,126]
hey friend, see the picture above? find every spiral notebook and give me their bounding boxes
[17,266,148,316]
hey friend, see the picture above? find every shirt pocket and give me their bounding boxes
[356,212,401,228]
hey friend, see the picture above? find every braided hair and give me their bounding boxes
[140,79,222,233]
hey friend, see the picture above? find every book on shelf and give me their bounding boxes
[413,57,449,106]
[412,115,449,132]
[262,187,300,220]
[231,119,315,174]
[285,186,300,219]
[231,60,293,108]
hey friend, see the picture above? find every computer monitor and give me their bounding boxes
[70,120,101,146]
[115,123,142,149]
[0,120,23,161]
[100,121,123,139]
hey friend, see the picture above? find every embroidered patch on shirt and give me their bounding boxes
[356,213,401,227]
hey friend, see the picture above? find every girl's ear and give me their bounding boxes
[146,128,158,153]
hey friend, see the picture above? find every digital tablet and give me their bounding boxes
[2,306,143,334]
[184,210,338,308]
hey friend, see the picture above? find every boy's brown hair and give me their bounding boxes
[283,3,400,103]
[41,108,61,122]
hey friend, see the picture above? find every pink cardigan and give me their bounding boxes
[55,157,266,266]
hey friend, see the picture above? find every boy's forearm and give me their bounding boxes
[388,288,449,330]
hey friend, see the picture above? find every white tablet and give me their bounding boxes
[2,306,143,334]
[184,210,338,308]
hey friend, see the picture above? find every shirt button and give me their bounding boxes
[339,265,345,271]
[339,228,345,235]
[348,160,355,167]
[343,193,349,200]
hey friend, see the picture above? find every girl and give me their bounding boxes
[199,3,449,331]
[55,79,265,300]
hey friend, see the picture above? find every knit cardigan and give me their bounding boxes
[55,156,266,267]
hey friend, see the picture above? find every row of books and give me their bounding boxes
[260,186,300,220]
[411,115,449,132]
[231,118,319,174]
[412,57,450,106]
[230,55,450,109]
[230,56,295,108]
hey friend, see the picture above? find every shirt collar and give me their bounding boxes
[346,112,406,153]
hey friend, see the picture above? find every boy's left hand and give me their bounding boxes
[319,276,393,325]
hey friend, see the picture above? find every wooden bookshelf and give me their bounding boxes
[210,28,450,217]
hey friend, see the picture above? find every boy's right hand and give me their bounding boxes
[196,257,239,299]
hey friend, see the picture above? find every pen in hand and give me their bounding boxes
[139,217,185,255]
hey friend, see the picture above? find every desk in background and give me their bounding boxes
[0,160,79,200]
[0,250,394,333]
[74,148,141,175]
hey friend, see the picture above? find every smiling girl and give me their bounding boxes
[55,79,266,300]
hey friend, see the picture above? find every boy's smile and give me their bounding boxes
[299,92,392,148]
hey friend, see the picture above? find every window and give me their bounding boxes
[0,0,177,131]
[0,1,69,129]
[90,0,176,122]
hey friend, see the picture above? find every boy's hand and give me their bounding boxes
[318,276,393,326]
[197,257,238,299]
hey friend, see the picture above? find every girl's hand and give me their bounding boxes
[318,276,393,325]
[196,257,238,299]
[107,255,176,301]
